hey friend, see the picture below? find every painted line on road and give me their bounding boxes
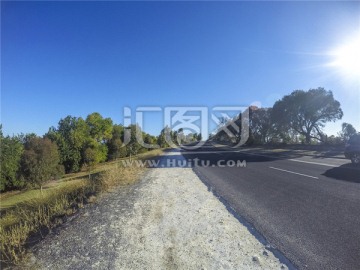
[181,150,232,154]
[289,158,335,167]
[269,166,319,179]
[242,151,342,168]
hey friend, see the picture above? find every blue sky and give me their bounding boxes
[2,1,360,138]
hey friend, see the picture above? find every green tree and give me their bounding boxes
[86,112,113,143]
[171,130,178,145]
[157,126,172,148]
[19,133,37,145]
[157,134,166,148]
[144,133,157,150]
[107,138,127,159]
[83,138,108,177]
[0,127,24,191]
[325,135,342,145]
[20,137,62,191]
[46,116,89,173]
[339,122,357,142]
[250,108,273,144]
[272,88,343,144]
[176,128,186,145]
[126,124,146,156]
[83,138,108,164]
[107,125,127,160]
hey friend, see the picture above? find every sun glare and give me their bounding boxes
[329,35,360,81]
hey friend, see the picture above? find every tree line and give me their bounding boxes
[3,87,356,192]
[213,87,358,145]
[0,112,200,192]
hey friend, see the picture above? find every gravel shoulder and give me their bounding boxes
[31,152,288,269]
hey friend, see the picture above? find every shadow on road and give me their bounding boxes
[145,146,344,169]
[322,164,360,183]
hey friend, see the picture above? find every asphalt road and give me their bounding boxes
[177,143,360,270]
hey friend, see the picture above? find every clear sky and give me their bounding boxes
[2,1,360,138]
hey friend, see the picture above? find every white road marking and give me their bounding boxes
[289,159,335,167]
[269,166,319,179]
[241,151,277,159]
[181,150,232,154]
[241,151,344,167]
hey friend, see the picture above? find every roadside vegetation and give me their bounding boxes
[212,87,358,146]
[1,113,198,193]
[0,148,163,266]
[0,108,190,266]
[0,111,168,265]
[1,87,357,266]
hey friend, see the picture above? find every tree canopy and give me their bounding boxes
[46,116,88,173]
[339,122,357,142]
[272,88,343,144]
[20,137,62,190]
[0,127,24,191]
[86,112,113,143]
[107,124,127,160]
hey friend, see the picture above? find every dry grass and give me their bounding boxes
[0,149,164,211]
[0,180,88,265]
[0,148,164,266]
[99,166,145,191]
[137,148,165,160]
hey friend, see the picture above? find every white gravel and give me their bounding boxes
[114,156,287,269]
[32,152,288,269]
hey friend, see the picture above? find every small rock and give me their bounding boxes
[87,195,97,203]
[262,250,269,256]
[27,254,37,265]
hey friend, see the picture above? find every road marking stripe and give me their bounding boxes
[181,150,231,154]
[240,151,277,159]
[269,166,319,179]
[243,152,342,167]
[289,159,335,167]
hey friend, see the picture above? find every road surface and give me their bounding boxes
[178,142,360,270]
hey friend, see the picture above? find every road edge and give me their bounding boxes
[192,167,298,270]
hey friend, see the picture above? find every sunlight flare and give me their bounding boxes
[329,35,360,80]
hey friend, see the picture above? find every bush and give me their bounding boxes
[20,137,63,190]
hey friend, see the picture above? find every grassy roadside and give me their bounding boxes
[0,148,164,211]
[0,149,164,266]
